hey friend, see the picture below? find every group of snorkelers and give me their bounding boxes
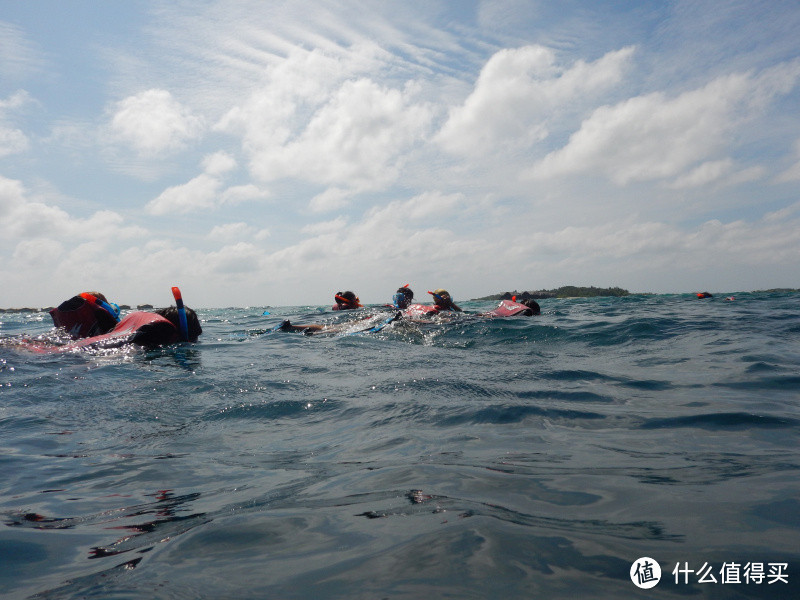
[276,285,541,335]
[17,284,539,351]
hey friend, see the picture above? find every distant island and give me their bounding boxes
[0,303,141,314]
[474,286,631,300]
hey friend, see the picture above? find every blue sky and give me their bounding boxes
[1,0,799,308]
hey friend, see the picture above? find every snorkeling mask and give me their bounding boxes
[393,292,409,309]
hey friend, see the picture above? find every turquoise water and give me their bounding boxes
[1,293,799,599]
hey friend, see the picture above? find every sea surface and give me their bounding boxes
[1,292,799,599]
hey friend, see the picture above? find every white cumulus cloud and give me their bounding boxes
[249,78,434,192]
[208,222,255,241]
[436,45,635,157]
[527,61,800,186]
[0,90,32,157]
[146,173,221,215]
[108,89,205,156]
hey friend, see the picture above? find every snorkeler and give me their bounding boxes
[402,288,462,318]
[26,288,202,352]
[483,297,540,317]
[332,291,362,310]
[389,285,414,309]
[429,289,462,312]
[275,286,410,334]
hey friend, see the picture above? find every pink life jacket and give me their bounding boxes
[25,312,178,354]
[402,303,441,317]
[485,299,532,317]
[73,312,178,348]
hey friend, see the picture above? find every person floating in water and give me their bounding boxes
[389,285,414,310]
[482,296,540,317]
[332,291,362,311]
[430,289,462,312]
[19,288,203,352]
[275,286,409,334]
[401,288,462,318]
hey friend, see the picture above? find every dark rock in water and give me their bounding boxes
[137,304,154,310]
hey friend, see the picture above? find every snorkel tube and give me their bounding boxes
[79,292,121,323]
[335,293,362,308]
[171,286,190,342]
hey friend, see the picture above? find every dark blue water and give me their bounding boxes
[1,293,799,599]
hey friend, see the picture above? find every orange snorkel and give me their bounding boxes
[335,294,362,308]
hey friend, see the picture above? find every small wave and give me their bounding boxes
[209,398,341,421]
[640,412,800,430]
[437,404,607,426]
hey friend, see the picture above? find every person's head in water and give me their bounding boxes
[50,291,120,339]
[154,306,203,342]
[520,298,541,316]
[429,289,462,311]
[392,285,414,309]
[334,291,361,310]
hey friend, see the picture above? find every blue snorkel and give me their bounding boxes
[171,286,190,342]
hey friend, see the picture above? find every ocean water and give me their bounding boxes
[1,292,799,599]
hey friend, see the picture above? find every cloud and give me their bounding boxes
[0,175,145,242]
[12,237,64,266]
[0,174,26,219]
[0,175,151,302]
[147,151,268,214]
[527,61,800,186]
[403,191,464,220]
[108,89,205,155]
[212,41,435,202]
[206,242,265,274]
[146,174,221,215]
[208,222,255,241]
[775,138,800,183]
[246,78,434,192]
[214,47,350,144]
[309,187,352,213]
[221,184,270,205]
[764,200,800,223]
[0,90,32,157]
[0,21,43,80]
[202,151,237,176]
[436,45,635,156]
[668,159,764,189]
[301,216,347,236]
